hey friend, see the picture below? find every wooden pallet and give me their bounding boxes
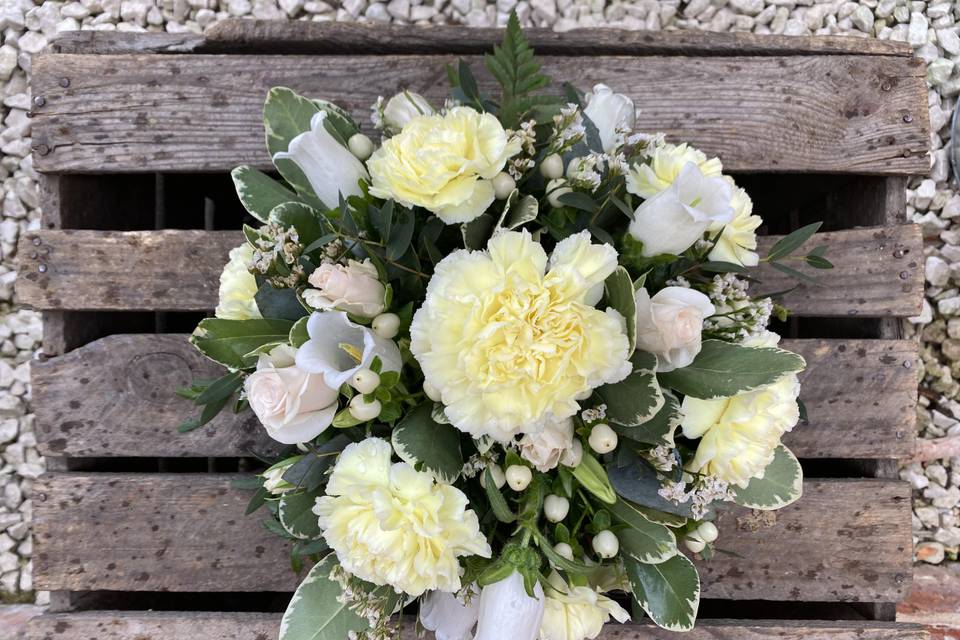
[18,20,930,639]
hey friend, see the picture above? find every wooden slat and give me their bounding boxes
[30,53,928,174]
[23,612,929,640]
[30,335,913,459]
[32,473,911,602]
[49,20,915,57]
[15,225,924,317]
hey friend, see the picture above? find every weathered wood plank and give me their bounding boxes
[32,474,912,602]
[14,226,924,317]
[30,53,928,174]
[23,612,929,640]
[30,335,914,459]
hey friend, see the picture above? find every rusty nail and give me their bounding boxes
[38,264,47,273]
[32,237,41,246]
[893,248,905,258]
[59,77,70,88]
[35,144,49,155]
[33,95,45,107]
[899,270,909,279]
[903,113,913,123]
[881,82,891,91]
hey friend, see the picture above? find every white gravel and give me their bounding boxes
[0,0,958,601]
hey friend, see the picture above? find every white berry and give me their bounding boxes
[350,368,380,394]
[697,521,719,543]
[348,133,374,160]
[560,439,583,468]
[684,537,706,554]
[348,395,381,421]
[492,172,516,200]
[540,153,565,179]
[592,530,619,559]
[553,542,574,561]
[546,178,572,209]
[544,495,570,523]
[588,423,618,454]
[372,313,401,339]
[505,465,532,491]
[423,381,442,402]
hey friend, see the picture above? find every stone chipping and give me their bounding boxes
[0,0,958,602]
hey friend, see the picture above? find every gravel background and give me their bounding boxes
[0,0,957,605]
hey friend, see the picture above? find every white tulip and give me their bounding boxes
[272,111,369,209]
[505,465,533,491]
[474,572,545,640]
[295,311,402,390]
[372,312,401,339]
[583,83,636,153]
[697,521,719,543]
[544,495,570,522]
[628,162,734,257]
[383,91,434,131]
[592,530,619,558]
[419,588,480,640]
[634,286,715,372]
[541,153,565,179]
[553,542,574,561]
[349,368,380,394]
[347,133,374,160]
[588,423,618,454]
[349,395,381,421]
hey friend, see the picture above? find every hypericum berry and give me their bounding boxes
[423,381,442,402]
[553,542,574,561]
[348,133,374,160]
[592,530,619,559]
[505,465,532,491]
[683,537,706,554]
[371,313,401,339]
[540,153,564,179]
[350,368,380,394]
[697,521,719,543]
[544,494,570,523]
[348,395,381,421]
[588,423,618,454]
[560,439,583,468]
[480,463,506,490]
[492,172,516,200]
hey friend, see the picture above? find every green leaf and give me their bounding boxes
[532,529,594,573]
[391,403,463,483]
[769,261,824,286]
[699,261,746,274]
[461,213,495,250]
[232,166,301,223]
[608,499,677,564]
[484,468,517,523]
[558,191,599,213]
[604,267,636,353]
[766,222,822,261]
[270,201,328,248]
[193,370,244,406]
[805,254,833,269]
[731,445,803,510]
[386,207,415,261]
[608,449,694,518]
[496,190,539,230]
[279,492,322,540]
[190,318,294,370]
[595,351,664,427]
[280,556,400,640]
[625,553,700,632]
[244,486,270,516]
[658,340,805,400]
[264,87,327,209]
[289,316,310,348]
[613,390,681,448]
[572,453,616,504]
[255,277,308,322]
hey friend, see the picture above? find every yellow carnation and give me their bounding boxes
[314,438,490,596]
[708,184,762,267]
[625,142,723,199]
[215,243,261,320]
[539,572,630,640]
[410,230,632,441]
[680,333,801,488]
[367,106,522,224]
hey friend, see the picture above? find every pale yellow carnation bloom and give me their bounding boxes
[626,142,723,199]
[367,106,522,224]
[314,438,490,596]
[410,230,632,441]
[708,184,762,267]
[539,572,630,640]
[215,243,261,320]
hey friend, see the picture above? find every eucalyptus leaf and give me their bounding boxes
[232,165,300,223]
[279,492,323,540]
[558,191,599,213]
[392,403,463,483]
[731,445,803,510]
[190,318,294,370]
[255,277,309,322]
[386,207,416,260]
[766,222,821,261]
[625,554,700,632]
[608,449,694,518]
[595,351,664,427]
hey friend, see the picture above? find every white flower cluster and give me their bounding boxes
[705,273,774,341]
[549,103,586,153]
[658,475,734,519]
[580,404,607,424]
[331,564,399,640]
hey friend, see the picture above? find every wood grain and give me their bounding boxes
[15,225,924,317]
[30,53,928,174]
[29,335,914,459]
[23,612,928,640]
[31,474,911,601]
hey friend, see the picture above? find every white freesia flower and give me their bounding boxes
[295,311,402,389]
[420,588,480,640]
[626,142,723,199]
[215,243,261,320]
[634,286,715,372]
[628,162,734,257]
[302,259,386,318]
[314,438,491,596]
[273,111,369,209]
[539,572,630,640]
[475,572,545,640]
[708,184,762,267]
[383,91,435,131]
[244,344,339,444]
[519,417,575,472]
[583,84,636,153]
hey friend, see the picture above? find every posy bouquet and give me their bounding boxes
[179,15,830,640]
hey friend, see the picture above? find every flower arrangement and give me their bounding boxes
[179,15,831,640]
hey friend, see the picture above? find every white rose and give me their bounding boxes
[245,345,339,444]
[303,259,386,318]
[583,84,636,153]
[708,184,762,267]
[272,111,369,209]
[634,286,715,372]
[519,417,574,472]
[539,572,630,640]
[215,243,261,321]
[628,162,734,257]
[383,91,435,132]
[295,311,402,389]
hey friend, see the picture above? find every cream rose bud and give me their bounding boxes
[303,259,386,319]
[634,286,715,372]
[583,83,636,153]
[628,162,734,257]
[215,243,261,321]
[518,417,574,472]
[245,344,339,445]
[382,91,434,131]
